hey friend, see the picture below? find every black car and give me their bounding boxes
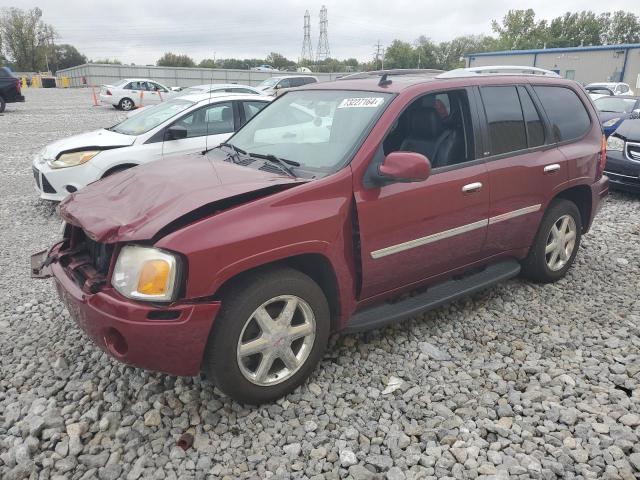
[0,66,25,112]
[605,113,640,193]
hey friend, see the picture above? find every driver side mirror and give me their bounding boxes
[166,125,188,140]
[378,151,431,184]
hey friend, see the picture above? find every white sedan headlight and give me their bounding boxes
[112,245,181,302]
[602,118,621,127]
[606,135,625,152]
[49,150,100,169]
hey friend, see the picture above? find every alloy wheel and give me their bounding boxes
[236,295,316,386]
[545,214,577,271]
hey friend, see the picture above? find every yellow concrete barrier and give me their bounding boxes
[59,76,70,88]
[21,77,27,89]
[31,75,42,88]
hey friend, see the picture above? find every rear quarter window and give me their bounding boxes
[533,86,591,142]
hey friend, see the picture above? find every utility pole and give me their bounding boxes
[374,40,383,70]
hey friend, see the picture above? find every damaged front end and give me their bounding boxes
[30,226,113,295]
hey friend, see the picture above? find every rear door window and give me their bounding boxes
[517,87,545,148]
[241,100,268,124]
[533,86,591,142]
[480,86,527,155]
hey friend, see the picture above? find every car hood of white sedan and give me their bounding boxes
[39,129,135,160]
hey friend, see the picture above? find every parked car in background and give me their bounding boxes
[256,75,318,96]
[173,84,262,97]
[586,85,614,100]
[33,67,608,404]
[586,82,634,100]
[0,66,25,112]
[251,65,279,72]
[593,95,640,136]
[33,94,270,200]
[604,113,640,192]
[99,79,173,111]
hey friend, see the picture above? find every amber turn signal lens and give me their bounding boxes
[137,259,170,295]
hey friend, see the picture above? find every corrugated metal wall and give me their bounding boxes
[56,64,339,88]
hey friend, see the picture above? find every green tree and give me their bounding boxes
[198,58,216,68]
[0,7,56,71]
[265,52,295,70]
[491,9,548,50]
[601,11,640,44]
[90,58,122,65]
[383,40,416,69]
[156,52,195,67]
[52,44,86,72]
[546,11,603,48]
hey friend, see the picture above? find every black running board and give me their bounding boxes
[343,259,521,333]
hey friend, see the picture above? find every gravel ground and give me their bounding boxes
[1,88,639,480]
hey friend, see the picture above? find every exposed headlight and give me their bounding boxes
[112,245,181,302]
[602,118,621,127]
[48,150,100,169]
[606,135,625,152]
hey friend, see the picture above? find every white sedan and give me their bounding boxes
[173,83,263,97]
[33,93,271,201]
[99,78,174,111]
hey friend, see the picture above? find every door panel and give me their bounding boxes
[355,162,489,299]
[485,148,568,255]
[162,101,236,159]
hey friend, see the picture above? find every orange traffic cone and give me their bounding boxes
[138,90,144,108]
[91,85,99,106]
[158,90,163,102]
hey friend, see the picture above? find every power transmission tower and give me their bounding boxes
[300,10,313,64]
[316,5,330,63]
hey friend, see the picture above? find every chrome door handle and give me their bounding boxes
[462,182,483,193]
[544,164,560,174]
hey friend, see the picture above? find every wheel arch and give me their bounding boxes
[213,253,341,333]
[551,184,592,233]
[102,163,138,178]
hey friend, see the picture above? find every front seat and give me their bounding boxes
[400,108,459,168]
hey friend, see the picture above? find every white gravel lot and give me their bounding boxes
[0,88,639,480]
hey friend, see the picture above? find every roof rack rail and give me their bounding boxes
[437,65,561,78]
[337,68,445,81]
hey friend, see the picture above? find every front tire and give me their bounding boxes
[521,199,582,283]
[118,97,134,111]
[202,267,330,404]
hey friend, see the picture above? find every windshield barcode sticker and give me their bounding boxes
[338,97,384,108]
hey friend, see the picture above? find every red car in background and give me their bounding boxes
[34,67,608,404]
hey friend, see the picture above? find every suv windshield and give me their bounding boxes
[111,99,194,136]
[594,96,638,113]
[220,90,392,177]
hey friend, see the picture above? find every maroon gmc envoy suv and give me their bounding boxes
[33,67,609,404]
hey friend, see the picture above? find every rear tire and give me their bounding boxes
[521,199,582,283]
[0,96,6,113]
[202,267,330,405]
[118,97,134,111]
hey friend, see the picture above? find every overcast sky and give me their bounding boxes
[2,0,638,64]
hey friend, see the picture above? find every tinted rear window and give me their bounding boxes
[481,86,527,155]
[533,86,591,142]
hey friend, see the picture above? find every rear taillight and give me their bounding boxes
[597,134,606,180]
[16,78,21,94]
[106,89,112,96]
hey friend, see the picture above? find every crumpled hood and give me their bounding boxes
[40,129,134,160]
[59,152,306,243]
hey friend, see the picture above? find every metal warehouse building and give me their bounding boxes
[466,44,640,88]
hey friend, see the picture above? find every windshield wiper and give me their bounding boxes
[248,152,300,177]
